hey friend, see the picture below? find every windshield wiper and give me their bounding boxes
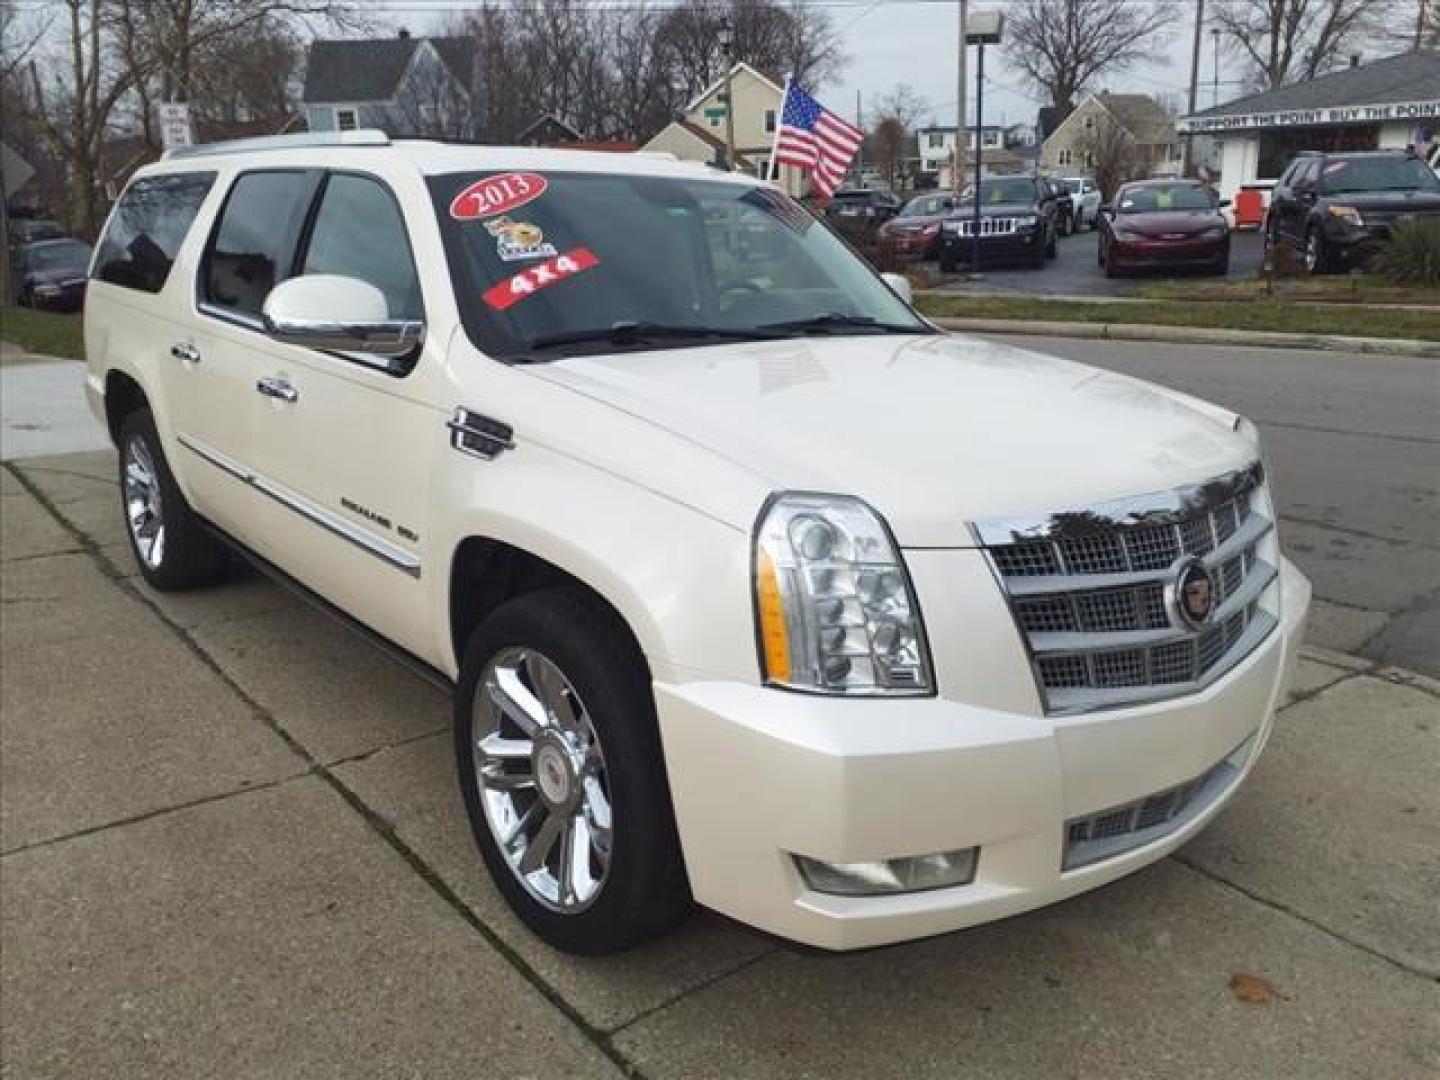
[523,320,787,353]
[759,312,928,335]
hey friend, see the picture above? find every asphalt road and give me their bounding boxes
[925,228,1267,296]
[984,333,1440,676]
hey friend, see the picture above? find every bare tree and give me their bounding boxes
[1003,0,1171,110]
[872,83,929,132]
[1213,0,1388,88]
[1077,112,1139,199]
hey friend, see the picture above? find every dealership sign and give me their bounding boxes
[1179,99,1440,133]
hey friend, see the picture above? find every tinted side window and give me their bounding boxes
[202,171,316,321]
[300,174,422,320]
[93,172,216,294]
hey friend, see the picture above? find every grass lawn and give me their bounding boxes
[916,294,1440,342]
[1135,276,1440,306]
[0,306,84,362]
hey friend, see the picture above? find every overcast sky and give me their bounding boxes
[821,2,1241,131]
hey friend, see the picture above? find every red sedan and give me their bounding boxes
[1098,180,1231,277]
[878,192,958,259]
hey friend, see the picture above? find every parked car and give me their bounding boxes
[939,175,1061,270]
[1267,149,1440,273]
[824,188,901,234]
[1043,177,1078,236]
[11,238,93,310]
[85,131,1308,955]
[1098,179,1231,277]
[877,191,957,259]
[1063,176,1102,230]
[6,218,66,247]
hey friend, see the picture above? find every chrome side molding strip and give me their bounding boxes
[177,433,421,578]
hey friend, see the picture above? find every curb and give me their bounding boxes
[928,317,1440,357]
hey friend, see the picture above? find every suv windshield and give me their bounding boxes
[1117,185,1216,213]
[964,178,1036,205]
[898,195,949,217]
[430,171,928,359]
[1318,155,1440,193]
[26,240,92,273]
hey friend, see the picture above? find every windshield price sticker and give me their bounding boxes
[483,247,599,311]
[451,172,548,220]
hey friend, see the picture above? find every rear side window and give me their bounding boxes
[202,171,317,322]
[93,172,215,293]
[300,173,422,320]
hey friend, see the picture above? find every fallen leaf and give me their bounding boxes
[1229,972,1276,1004]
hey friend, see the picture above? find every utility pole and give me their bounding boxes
[954,0,968,191]
[1183,0,1205,176]
[719,17,737,171]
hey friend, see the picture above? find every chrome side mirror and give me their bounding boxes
[261,274,423,359]
[880,271,914,305]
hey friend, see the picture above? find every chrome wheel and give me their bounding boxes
[473,647,612,912]
[1304,232,1321,273]
[123,435,165,569]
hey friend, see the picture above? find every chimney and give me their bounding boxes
[1350,54,1361,68]
[398,28,411,40]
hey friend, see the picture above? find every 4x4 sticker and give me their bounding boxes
[485,216,557,261]
[451,173,548,220]
[483,248,598,311]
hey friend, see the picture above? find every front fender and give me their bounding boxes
[432,438,761,686]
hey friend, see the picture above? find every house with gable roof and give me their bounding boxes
[303,30,477,140]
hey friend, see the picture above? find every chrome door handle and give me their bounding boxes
[255,377,299,404]
[170,341,200,364]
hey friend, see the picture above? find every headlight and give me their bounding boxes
[1327,205,1364,228]
[942,220,961,234]
[1016,213,1039,228]
[1201,225,1228,239]
[754,493,932,695]
[920,222,940,236]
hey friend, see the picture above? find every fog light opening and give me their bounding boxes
[794,848,978,897]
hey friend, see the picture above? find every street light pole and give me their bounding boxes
[1212,28,1221,108]
[719,18,737,172]
[971,41,984,275]
[955,0,968,191]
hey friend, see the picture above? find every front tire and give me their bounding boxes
[454,587,691,954]
[1304,226,1331,275]
[117,408,229,591]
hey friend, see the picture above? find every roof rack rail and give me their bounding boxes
[163,129,390,160]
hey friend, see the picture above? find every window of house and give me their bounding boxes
[201,171,318,322]
[1084,115,1095,131]
[1057,148,1073,167]
[765,109,776,134]
[335,108,358,132]
[927,132,944,149]
[93,171,216,294]
[1084,151,1095,168]
[983,130,1000,147]
[300,173,422,323]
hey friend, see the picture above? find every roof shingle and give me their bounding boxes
[303,36,476,105]
[1185,50,1440,120]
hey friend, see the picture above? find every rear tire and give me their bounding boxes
[117,408,229,591]
[454,586,692,954]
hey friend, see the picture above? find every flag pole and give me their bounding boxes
[768,74,792,184]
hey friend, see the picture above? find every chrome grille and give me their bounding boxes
[949,217,1021,237]
[1063,738,1252,869]
[974,464,1280,714]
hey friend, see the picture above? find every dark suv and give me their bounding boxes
[1268,150,1440,273]
[938,175,1060,271]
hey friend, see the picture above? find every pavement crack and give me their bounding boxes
[1276,666,1374,713]
[1171,855,1439,983]
[1254,417,1440,448]
[4,458,648,1080]
[0,772,312,860]
[1278,514,1440,552]
[601,944,781,1039]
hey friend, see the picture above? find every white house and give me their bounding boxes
[1179,49,1440,205]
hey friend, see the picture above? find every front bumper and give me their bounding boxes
[1109,237,1228,269]
[940,229,1044,264]
[656,556,1309,951]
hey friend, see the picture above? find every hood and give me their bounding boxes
[952,200,1036,218]
[1115,210,1223,237]
[525,334,1252,547]
[1331,189,1440,215]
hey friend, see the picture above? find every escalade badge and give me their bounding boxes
[1173,557,1217,629]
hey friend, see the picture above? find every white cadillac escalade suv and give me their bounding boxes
[85,131,1310,954]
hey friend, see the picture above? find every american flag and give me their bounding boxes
[773,81,863,198]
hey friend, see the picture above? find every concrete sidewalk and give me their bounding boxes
[3,450,1437,1080]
